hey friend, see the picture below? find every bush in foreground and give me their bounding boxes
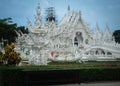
[0,43,21,66]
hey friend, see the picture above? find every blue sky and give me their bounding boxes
[0,0,120,31]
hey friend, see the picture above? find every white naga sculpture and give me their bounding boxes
[15,3,120,65]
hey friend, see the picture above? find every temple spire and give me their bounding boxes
[95,23,102,41]
[102,23,112,41]
[27,18,32,26]
[105,23,110,33]
[34,1,42,29]
[79,10,81,20]
[104,23,111,37]
[36,1,41,15]
[96,23,100,32]
[68,5,70,11]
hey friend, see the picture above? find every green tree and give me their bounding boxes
[0,18,28,45]
[113,30,120,43]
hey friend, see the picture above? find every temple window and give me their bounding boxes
[74,32,83,46]
[74,37,78,46]
[96,51,99,55]
[107,52,112,55]
[85,39,88,44]
[101,50,105,55]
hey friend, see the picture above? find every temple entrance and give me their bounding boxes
[74,32,83,46]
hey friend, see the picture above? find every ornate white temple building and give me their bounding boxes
[15,3,120,65]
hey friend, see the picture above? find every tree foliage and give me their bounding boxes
[0,18,28,44]
[113,30,120,43]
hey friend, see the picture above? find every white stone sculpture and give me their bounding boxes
[15,3,120,65]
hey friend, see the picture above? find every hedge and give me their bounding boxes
[79,67,120,82]
[0,67,24,86]
[0,66,120,86]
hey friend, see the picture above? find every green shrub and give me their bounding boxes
[0,51,4,65]
[1,43,21,66]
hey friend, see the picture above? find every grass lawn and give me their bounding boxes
[1,61,120,70]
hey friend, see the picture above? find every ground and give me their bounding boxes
[54,81,120,86]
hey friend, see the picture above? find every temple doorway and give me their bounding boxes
[74,32,83,46]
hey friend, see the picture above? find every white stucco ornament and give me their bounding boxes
[15,3,120,65]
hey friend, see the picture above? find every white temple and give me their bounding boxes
[15,3,120,65]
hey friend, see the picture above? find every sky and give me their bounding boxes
[0,0,120,32]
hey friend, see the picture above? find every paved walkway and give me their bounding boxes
[54,81,120,86]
